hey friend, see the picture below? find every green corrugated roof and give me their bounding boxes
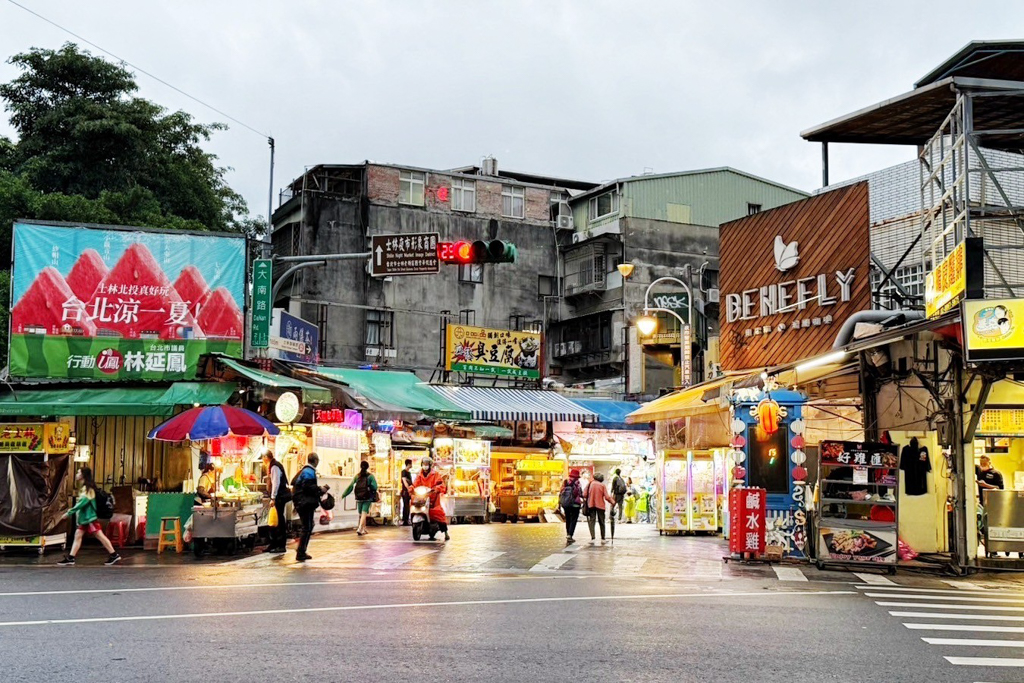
[219,357,332,404]
[0,382,237,417]
[311,368,470,421]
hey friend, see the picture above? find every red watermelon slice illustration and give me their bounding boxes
[11,267,98,336]
[197,287,243,340]
[88,242,204,340]
[65,249,109,303]
[172,265,211,318]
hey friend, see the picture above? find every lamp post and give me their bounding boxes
[635,273,695,387]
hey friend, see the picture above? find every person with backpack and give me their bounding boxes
[263,449,292,554]
[291,453,329,562]
[57,467,120,566]
[341,460,378,537]
[611,468,627,522]
[559,468,584,545]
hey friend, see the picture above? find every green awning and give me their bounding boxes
[309,368,471,421]
[0,382,238,417]
[218,357,332,404]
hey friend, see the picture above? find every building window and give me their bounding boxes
[459,263,483,284]
[549,191,568,222]
[452,178,476,212]
[399,170,425,206]
[589,191,619,220]
[502,185,525,218]
[365,309,394,346]
[872,264,927,309]
[538,275,556,298]
[747,203,762,215]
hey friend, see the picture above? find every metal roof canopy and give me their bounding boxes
[801,76,1024,150]
[916,40,1024,88]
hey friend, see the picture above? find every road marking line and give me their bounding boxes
[773,566,808,582]
[530,554,575,572]
[857,585,1024,596]
[854,572,896,586]
[613,556,648,573]
[0,590,856,628]
[944,580,986,590]
[892,611,1024,622]
[923,637,1024,647]
[879,602,1024,612]
[865,593,1024,604]
[219,553,279,567]
[373,548,437,569]
[944,656,1024,667]
[905,624,1024,633]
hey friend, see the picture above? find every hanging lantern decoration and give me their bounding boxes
[756,398,781,436]
[730,435,746,448]
[731,419,745,435]
[791,449,807,466]
[792,465,808,481]
[791,435,805,449]
[732,465,746,480]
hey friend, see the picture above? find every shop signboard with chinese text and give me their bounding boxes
[717,184,870,371]
[10,221,245,379]
[250,259,272,349]
[0,424,45,453]
[964,298,1024,362]
[729,487,766,555]
[446,325,541,379]
[977,409,1024,437]
[270,309,319,364]
[925,239,983,319]
[371,232,440,276]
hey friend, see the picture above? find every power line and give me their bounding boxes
[5,0,269,139]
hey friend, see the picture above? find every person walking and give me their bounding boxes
[559,468,584,545]
[636,484,650,523]
[611,468,627,522]
[57,467,120,566]
[585,473,616,544]
[291,453,328,562]
[263,449,292,554]
[342,460,378,536]
[624,478,638,523]
[400,459,413,526]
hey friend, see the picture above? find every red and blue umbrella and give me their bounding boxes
[148,405,281,442]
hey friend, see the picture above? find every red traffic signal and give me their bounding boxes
[437,240,518,265]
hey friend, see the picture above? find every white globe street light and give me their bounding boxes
[636,313,659,337]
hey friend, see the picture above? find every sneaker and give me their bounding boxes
[567,537,575,545]
[105,553,121,566]
[57,555,75,566]
[444,532,450,541]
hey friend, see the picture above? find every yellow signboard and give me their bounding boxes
[964,298,1024,362]
[44,423,73,454]
[445,325,541,379]
[925,242,966,318]
[0,424,44,452]
[977,409,1024,436]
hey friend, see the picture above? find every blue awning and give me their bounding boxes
[571,399,652,429]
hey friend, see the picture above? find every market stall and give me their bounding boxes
[308,423,366,532]
[0,423,72,554]
[514,456,564,520]
[433,437,490,522]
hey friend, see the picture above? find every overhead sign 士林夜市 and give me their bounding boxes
[370,232,440,277]
[717,183,871,371]
[964,297,1024,363]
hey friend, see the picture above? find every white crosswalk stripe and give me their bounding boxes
[944,656,1024,667]
[529,554,575,572]
[854,572,896,585]
[878,601,1024,612]
[943,579,986,590]
[772,566,808,582]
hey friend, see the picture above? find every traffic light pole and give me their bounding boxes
[271,252,371,300]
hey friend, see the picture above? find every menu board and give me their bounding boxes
[820,441,898,468]
[818,524,897,564]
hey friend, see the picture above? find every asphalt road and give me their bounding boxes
[2,524,1024,682]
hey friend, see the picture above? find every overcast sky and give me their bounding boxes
[1,1,1021,221]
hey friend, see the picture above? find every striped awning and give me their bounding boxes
[429,386,597,422]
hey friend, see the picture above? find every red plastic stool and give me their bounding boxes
[106,521,128,549]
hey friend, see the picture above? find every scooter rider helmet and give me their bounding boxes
[421,456,433,471]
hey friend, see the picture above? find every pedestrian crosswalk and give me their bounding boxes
[858,583,1024,674]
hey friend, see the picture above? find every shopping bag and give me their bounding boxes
[268,506,279,528]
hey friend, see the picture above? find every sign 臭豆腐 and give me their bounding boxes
[445,325,541,379]
[964,298,1024,363]
[9,222,245,380]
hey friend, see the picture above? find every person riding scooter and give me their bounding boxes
[413,456,449,542]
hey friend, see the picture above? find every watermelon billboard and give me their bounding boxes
[9,221,246,380]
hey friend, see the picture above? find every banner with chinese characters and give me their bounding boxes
[728,487,766,555]
[445,325,541,379]
[9,221,245,380]
[0,424,44,453]
[819,440,898,468]
[964,298,1024,363]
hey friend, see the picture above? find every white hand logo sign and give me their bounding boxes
[773,236,799,272]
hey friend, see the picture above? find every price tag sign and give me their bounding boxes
[853,467,868,485]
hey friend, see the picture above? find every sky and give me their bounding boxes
[1,0,1021,222]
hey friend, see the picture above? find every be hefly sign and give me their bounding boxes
[718,183,870,371]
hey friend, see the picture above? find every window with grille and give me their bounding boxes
[549,191,568,222]
[452,178,476,212]
[502,185,525,218]
[399,170,425,206]
[872,264,927,308]
[747,203,762,215]
[365,310,394,346]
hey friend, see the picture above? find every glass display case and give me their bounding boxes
[658,451,689,533]
[447,438,490,521]
[515,458,565,519]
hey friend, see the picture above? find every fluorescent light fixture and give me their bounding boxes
[794,351,847,374]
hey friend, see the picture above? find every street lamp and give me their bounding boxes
[636,313,658,336]
[635,273,696,387]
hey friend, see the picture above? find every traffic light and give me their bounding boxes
[437,240,517,264]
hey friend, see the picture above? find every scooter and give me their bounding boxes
[409,485,441,541]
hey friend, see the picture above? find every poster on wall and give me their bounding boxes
[9,221,246,380]
[446,325,541,379]
[818,524,897,564]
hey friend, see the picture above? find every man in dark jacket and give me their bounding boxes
[291,453,327,562]
[263,449,291,554]
[611,469,627,522]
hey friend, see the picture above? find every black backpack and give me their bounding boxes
[612,477,627,496]
[354,474,372,501]
[559,480,580,511]
[94,488,115,519]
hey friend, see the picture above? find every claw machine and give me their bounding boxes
[658,449,725,534]
[658,450,689,533]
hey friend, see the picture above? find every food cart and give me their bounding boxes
[434,437,490,522]
[515,457,565,520]
[191,493,262,556]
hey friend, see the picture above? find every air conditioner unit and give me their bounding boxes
[556,215,574,230]
[571,232,584,244]
[706,288,720,304]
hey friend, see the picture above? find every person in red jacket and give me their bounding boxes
[586,473,617,544]
[413,456,450,541]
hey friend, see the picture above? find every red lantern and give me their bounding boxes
[791,435,805,449]
[730,435,746,448]
[732,465,746,480]
[792,465,807,481]
[757,399,781,436]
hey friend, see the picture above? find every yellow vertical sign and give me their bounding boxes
[925,242,966,318]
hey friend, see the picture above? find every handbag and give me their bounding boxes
[320,493,336,511]
[267,506,279,528]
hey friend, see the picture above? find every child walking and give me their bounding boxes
[57,467,120,566]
